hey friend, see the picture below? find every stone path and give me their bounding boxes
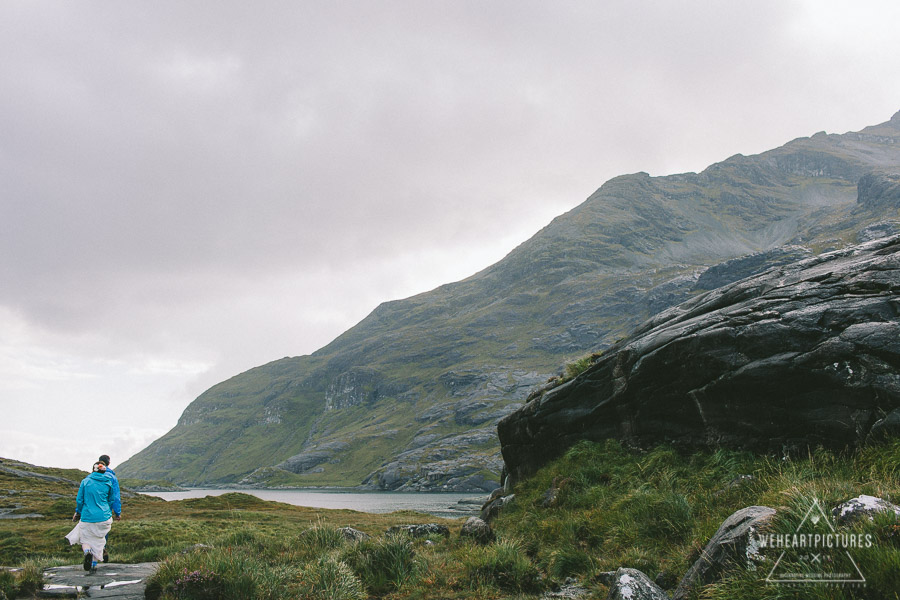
[40,562,158,598]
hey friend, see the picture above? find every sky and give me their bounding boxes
[2,1,900,472]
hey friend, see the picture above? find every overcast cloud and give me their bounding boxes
[2,0,900,471]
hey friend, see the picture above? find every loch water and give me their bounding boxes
[143,488,485,519]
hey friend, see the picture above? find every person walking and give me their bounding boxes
[97,454,121,562]
[65,462,122,573]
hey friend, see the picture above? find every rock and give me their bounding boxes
[481,494,514,523]
[857,172,900,210]
[694,245,811,291]
[499,236,900,483]
[0,464,77,486]
[653,571,677,589]
[43,562,159,600]
[276,441,350,475]
[543,577,590,599]
[483,487,504,508]
[338,527,371,542]
[832,495,900,525]
[858,220,899,243]
[672,506,777,600]
[868,408,900,442]
[541,487,560,508]
[605,568,668,600]
[386,524,450,538]
[460,516,494,545]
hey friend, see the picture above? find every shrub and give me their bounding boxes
[0,570,15,599]
[172,567,224,600]
[547,546,593,579]
[464,538,542,593]
[343,534,420,594]
[294,555,366,600]
[147,548,281,600]
[297,522,345,556]
[18,562,42,596]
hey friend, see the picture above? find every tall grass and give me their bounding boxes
[463,537,543,594]
[495,439,900,596]
[342,533,421,595]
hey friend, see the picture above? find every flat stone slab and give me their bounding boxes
[42,562,158,599]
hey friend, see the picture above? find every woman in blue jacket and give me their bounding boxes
[65,462,122,572]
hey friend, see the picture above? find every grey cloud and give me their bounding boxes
[0,1,896,339]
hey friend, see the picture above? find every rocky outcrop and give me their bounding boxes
[500,236,900,482]
[832,495,900,525]
[460,516,495,545]
[338,527,371,542]
[481,493,515,523]
[362,426,503,492]
[672,506,776,600]
[276,441,350,475]
[693,245,811,291]
[386,524,450,538]
[605,568,668,600]
[857,172,900,210]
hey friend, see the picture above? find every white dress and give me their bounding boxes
[65,518,113,560]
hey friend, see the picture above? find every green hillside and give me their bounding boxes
[120,111,900,490]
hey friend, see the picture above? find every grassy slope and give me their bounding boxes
[5,443,900,599]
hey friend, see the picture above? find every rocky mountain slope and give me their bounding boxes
[499,234,900,484]
[119,111,900,491]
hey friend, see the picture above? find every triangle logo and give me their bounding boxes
[762,498,866,585]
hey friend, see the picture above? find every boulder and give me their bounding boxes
[605,568,668,600]
[499,236,900,483]
[481,494,515,523]
[338,527,371,542]
[868,408,900,442]
[460,516,494,545]
[386,523,450,538]
[832,495,900,525]
[672,506,776,600]
[543,577,590,599]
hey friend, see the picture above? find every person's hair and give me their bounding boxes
[98,455,111,466]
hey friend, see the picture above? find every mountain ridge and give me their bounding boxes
[119,110,900,491]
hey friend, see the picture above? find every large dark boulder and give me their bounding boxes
[499,236,900,483]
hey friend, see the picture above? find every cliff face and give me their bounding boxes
[120,111,900,491]
[499,235,900,483]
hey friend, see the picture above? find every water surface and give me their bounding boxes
[144,488,484,519]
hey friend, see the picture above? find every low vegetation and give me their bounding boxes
[3,441,900,598]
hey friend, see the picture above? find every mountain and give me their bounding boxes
[119,111,900,491]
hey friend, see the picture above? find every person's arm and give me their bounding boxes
[110,476,122,518]
[74,481,85,521]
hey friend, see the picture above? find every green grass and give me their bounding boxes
[494,439,900,598]
[4,441,900,598]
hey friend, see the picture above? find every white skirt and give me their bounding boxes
[65,519,112,561]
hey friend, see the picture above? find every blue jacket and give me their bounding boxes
[105,467,122,515]
[76,472,120,523]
